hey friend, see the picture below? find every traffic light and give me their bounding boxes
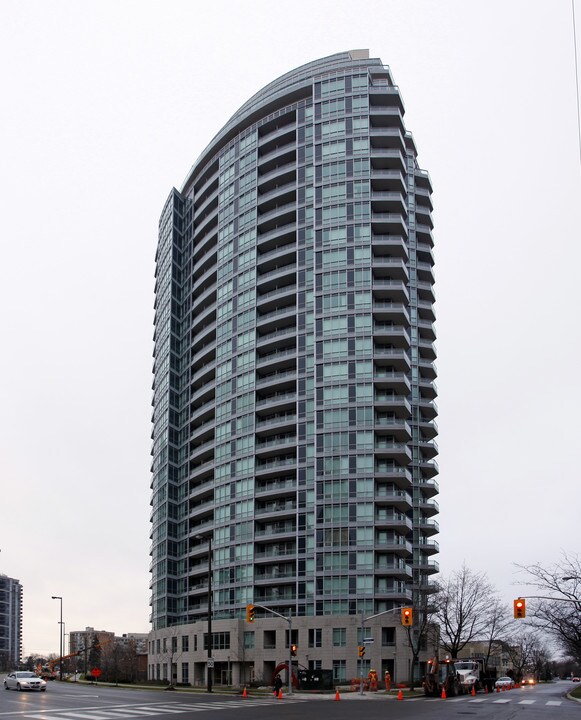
[513,598,526,619]
[246,604,255,623]
[290,644,297,657]
[401,607,413,626]
[358,645,366,658]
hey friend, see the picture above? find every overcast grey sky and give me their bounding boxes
[1,0,579,657]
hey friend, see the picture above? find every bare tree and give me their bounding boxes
[516,553,581,665]
[479,597,513,672]
[435,563,496,658]
[160,628,182,687]
[505,629,544,681]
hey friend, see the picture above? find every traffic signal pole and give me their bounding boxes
[358,605,413,695]
[360,611,364,695]
[247,603,294,695]
[288,615,293,697]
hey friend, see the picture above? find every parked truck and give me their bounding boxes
[454,658,497,693]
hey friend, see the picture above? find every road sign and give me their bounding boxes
[91,668,102,678]
[207,659,214,668]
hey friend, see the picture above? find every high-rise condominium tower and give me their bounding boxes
[149,50,438,687]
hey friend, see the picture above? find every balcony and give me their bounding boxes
[374,559,412,579]
[374,464,413,490]
[375,512,413,532]
[255,476,296,496]
[371,212,408,236]
[255,455,297,476]
[416,478,439,499]
[255,498,297,519]
[373,370,411,395]
[372,257,409,280]
[418,438,438,460]
[257,161,296,194]
[416,517,439,535]
[255,520,296,538]
[373,324,411,349]
[255,542,296,559]
[375,535,413,556]
[256,262,297,288]
[373,302,410,325]
[255,433,297,458]
[417,539,439,555]
[374,395,412,416]
[374,440,412,464]
[256,389,297,411]
[372,278,409,303]
[375,488,413,512]
[256,346,297,371]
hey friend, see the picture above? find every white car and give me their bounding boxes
[495,676,514,689]
[3,671,47,691]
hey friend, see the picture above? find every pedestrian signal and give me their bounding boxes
[401,607,413,626]
[358,645,366,658]
[513,598,526,619]
[246,604,255,623]
[290,644,297,657]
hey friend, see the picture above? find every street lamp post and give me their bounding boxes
[51,596,63,681]
[196,534,213,693]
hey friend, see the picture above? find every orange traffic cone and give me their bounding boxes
[335,688,341,701]
[441,687,447,699]
[496,686,500,693]
[278,689,283,700]
[242,686,248,698]
[471,686,476,696]
[485,685,489,694]
[397,689,403,700]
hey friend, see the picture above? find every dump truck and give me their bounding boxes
[454,658,497,693]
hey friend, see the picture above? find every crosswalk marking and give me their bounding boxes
[518,700,535,705]
[22,697,307,720]
[492,699,511,703]
[129,710,184,715]
[58,715,129,720]
[546,700,562,706]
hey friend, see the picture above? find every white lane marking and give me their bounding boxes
[58,715,132,720]
[97,713,157,717]
[60,715,143,720]
[127,710,184,715]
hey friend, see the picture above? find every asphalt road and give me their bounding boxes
[1,677,579,720]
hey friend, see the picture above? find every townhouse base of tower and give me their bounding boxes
[148,614,435,687]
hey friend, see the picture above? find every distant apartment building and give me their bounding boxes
[69,628,148,656]
[118,633,148,654]
[0,574,23,669]
[69,627,115,656]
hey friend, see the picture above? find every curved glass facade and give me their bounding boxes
[150,50,437,680]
